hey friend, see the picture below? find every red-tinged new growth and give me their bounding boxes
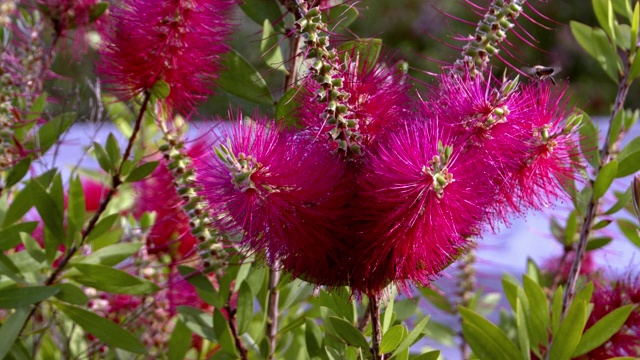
[97,0,235,114]
[352,118,495,294]
[577,275,640,359]
[298,54,411,156]
[197,115,349,285]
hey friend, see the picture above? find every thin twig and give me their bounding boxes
[266,263,281,360]
[560,62,632,318]
[21,92,151,335]
[369,294,383,360]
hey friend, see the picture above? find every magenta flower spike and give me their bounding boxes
[97,0,236,114]
[350,116,495,294]
[197,114,350,285]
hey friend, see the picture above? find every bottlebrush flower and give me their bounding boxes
[577,274,640,359]
[97,0,236,114]
[197,114,349,284]
[350,116,497,294]
[297,54,411,155]
[425,72,579,216]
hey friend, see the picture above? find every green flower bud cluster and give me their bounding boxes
[422,140,455,199]
[158,132,227,274]
[453,0,526,78]
[295,4,361,155]
[215,138,261,192]
[464,75,520,131]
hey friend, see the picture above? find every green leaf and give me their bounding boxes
[391,316,430,357]
[236,282,253,335]
[328,316,369,349]
[515,299,531,360]
[564,211,577,245]
[382,288,396,333]
[92,142,114,174]
[573,304,634,356]
[89,2,109,22]
[617,219,640,247]
[459,307,523,360]
[338,38,383,73]
[420,287,454,313]
[617,136,640,176]
[26,93,47,122]
[261,19,285,72]
[305,319,323,358]
[4,158,31,188]
[177,266,220,308]
[523,275,549,346]
[577,112,600,169]
[0,253,23,283]
[124,161,159,183]
[0,286,59,308]
[574,282,595,307]
[52,283,89,305]
[412,351,440,360]
[275,88,300,127]
[67,176,86,230]
[239,0,283,31]
[630,51,640,80]
[604,187,631,214]
[592,0,615,42]
[21,233,45,263]
[548,300,586,360]
[168,320,192,360]
[593,160,618,199]
[632,2,640,57]
[30,180,65,242]
[76,241,142,266]
[0,307,30,360]
[85,214,119,243]
[176,306,214,341]
[379,325,404,353]
[586,236,613,250]
[150,80,170,99]
[213,308,238,356]
[0,222,39,251]
[55,302,147,354]
[31,112,75,154]
[570,21,620,82]
[217,49,274,106]
[551,286,564,335]
[461,322,523,360]
[105,133,121,165]
[72,263,159,295]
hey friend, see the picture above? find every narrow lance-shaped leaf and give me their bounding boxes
[572,304,634,357]
[55,302,147,354]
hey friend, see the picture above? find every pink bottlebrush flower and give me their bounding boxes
[576,274,640,359]
[425,72,579,217]
[350,116,497,294]
[297,54,411,155]
[80,178,110,212]
[506,83,580,209]
[542,250,598,284]
[63,178,110,212]
[197,114,349,285]
[97,0,236,114]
